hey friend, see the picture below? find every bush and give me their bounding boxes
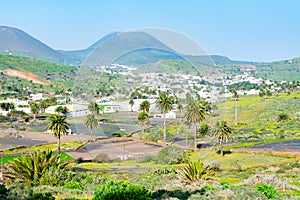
[257,183,279,199]
[93,180,152,200]
[136,154,153,163]
[204,159,221,171]
[277,113,290,122]
[28,192,55,200]
[0,184,8,197]
[6,183,34,200]
[178,160,214,186]
[112,131,128,137]
[63,181,85,190]
[155,146,187,164]
[94,153,111,163]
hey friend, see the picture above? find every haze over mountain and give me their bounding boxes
[0,25,295,68]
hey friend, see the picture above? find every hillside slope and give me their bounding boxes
[0,26,64,63]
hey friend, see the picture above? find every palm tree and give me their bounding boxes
[129,99,134,112]
[88,102,100,114]
[177,104,183,118]
[29,102,39,121]
[137,112,149,135]
[55,106,70,116]
[184,99,206,151]
[231,90,239,125]
[4,149,67,186]
[47,114,69,158]
[214,120,231,156]
[155,92,173,146]
[139,100,150,113]
[85,113,98,141]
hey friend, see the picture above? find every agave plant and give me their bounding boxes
[178,160,214,186]
[4,149,68,186]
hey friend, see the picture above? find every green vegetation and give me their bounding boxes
[93,180,152,200]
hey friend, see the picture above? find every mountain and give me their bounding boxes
[81,31,177,67]
[58,32,121,65]
[0,26,64,63]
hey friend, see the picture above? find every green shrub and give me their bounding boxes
[28,192,55,200]
[136,154,153,163]
[200,185,215,194]
[0,184,8,197]
[277,113,290,122]
[220,181,230,189]
[112,131,128,137]
[6,183,34,200]
[257,183,279,199]
[93,180,152,200]
[63,181,85,190]
[155,146,187,164]
[178,160,214,186]
[204,159,221,171]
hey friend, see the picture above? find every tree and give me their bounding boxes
[39,100,48,113]
[85,113,98,140]
[214,120,231,156]
[139,100,150,113]
[29,102,39,121]
[231,90,239,125]
[88,102,100,114]
[47,114,69,157]
[137,112,149,135]
[129,99,134,112]
[184,99,206,151]
[55,106,70,116]
[177,104,183,118]
[155,92,173,146]
[4,149,67,186]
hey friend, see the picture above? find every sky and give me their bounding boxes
[1,0,300,62]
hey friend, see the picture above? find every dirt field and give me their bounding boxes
[69,138,163,160]
[2,68,48,85]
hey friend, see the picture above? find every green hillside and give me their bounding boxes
[255,58,300,81]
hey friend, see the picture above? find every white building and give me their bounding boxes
[154,111,176,119]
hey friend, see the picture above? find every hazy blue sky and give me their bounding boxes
[1,0,299,62]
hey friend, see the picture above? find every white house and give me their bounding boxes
[154,111,176,119]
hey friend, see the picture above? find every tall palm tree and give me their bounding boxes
[29,102,39,121]
[139,100,150,113]
[85,113,98,141]
[177,104,183,118]
[231,90,239,125]
[137,112,149,135]
[47,114,69,158]
[155,92,173,146]
[184,99,206,151]
[88,102,100,114]
[214,120,231,156]
[129,99,134,112]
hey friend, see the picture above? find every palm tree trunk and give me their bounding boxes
[90,129,93,142]
[220,141,223,156]
[194,123,197,151]
[57,133,61,160]
[234,99,237,125]
[142,124,144,135]
[163,111,166,146]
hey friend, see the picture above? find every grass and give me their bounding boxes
[75,160,167,170]
[189,150,295,170]
[1,141,83,155]
[1,152,74,164]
